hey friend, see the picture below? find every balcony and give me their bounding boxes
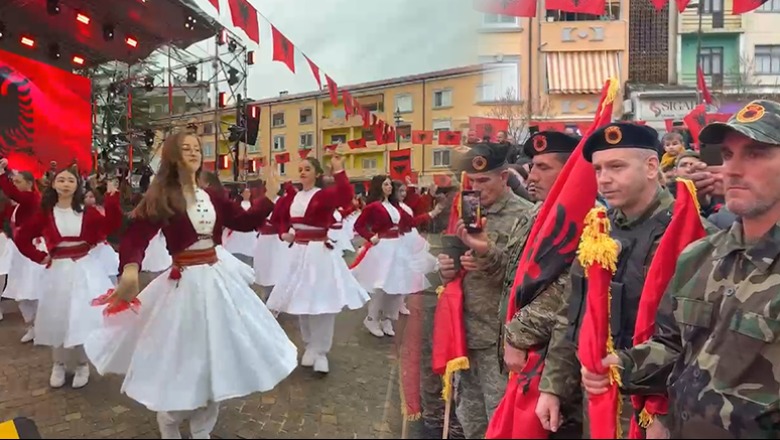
[540,19,627,52]
[321,111,379,130]
[680,72,741,89]
[679,11,743,33]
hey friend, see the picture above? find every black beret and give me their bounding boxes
[523,131,581,158]
[582,122,661,162]
[459,142,509,174]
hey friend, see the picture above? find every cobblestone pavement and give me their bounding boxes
[0,278,406,439]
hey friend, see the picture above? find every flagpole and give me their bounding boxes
[696,0,704,104]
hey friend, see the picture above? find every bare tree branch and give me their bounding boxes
[484,87,554,142]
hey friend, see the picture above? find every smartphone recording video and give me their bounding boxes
[461,190,483,233]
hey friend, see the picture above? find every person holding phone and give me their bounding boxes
[435,142,535,439]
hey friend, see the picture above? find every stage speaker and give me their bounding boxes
[245,104,260,147]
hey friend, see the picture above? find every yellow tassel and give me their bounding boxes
[660,153,677,171]
[440,356,470,402]
[678,178,701,213]
[577,207,619,274]
[638,408,654,429]
[436,285,445,299]
[605,77,620,104]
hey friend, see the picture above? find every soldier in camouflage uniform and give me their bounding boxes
[437,142,534,439]
[583,100,780,438]
[536,123,683,437]
[498,131,585,437]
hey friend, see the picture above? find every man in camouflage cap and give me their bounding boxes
[583,99,780,438]
[436,142,534,439]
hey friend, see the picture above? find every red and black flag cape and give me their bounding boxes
[486,77,620,439]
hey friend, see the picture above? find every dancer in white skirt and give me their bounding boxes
[222,187,257,262]
[13,163,122,389]
[85,189,120,280]
[352,175,440,337]
[267,155,369,374]
[84,131,297,440]
[0,165,43,342]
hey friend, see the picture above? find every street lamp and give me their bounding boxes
[394,107,402,151]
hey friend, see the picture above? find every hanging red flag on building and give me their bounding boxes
[298,148,311,159]
[438,130,463,146]
[325,75,339,106]
[683,104,707,148]
[227,0,260,44]
[347,138,366,149]
[0,48,92,177]
[545,0,606,15]
[696,66,713,105]
[469,117,509,141]
[733,0,768,14]
[324,143,338,152]
[275,152,290,164]
[389,148,412,180]
[373,120,386,145]
[271,25,295,73]
[304,55,321,89]
[342,91,353,118]
[473,0,537,17]
[411,130,434,144]
[649,0,692,12]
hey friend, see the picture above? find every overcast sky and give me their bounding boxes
[184,0,478,100]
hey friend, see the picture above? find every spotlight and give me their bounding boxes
[217,29,227,45]
[247,50,256,65]
[218,92,226,108]
[48,43,61,60]
[103,24,115,41]
[47,0,60,15]
[72,55,85,66]
[143,76,154,92]
[186,65,197,83]
[227,39,237,53]
[125,36,138,48]
[227,68,239,86]
[144,129,155,147]
[0,23,5,40]
[76,12,90,25]
[20,36,35,48]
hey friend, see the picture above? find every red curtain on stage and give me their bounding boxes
[0,48,92,177]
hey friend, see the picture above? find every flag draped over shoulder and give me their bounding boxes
[628,179,705,439]
[576,207,621,439]
[431,173,471,402]
[485,78,619,439]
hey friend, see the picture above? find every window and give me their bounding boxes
[702,0,723,13]
[395,94,413,113]
[432,119,452,140]
[277,163,286,176]
[331,134,347,144]
[397,123,412,142]
[201,141,214,158]
[433,89,453,108]
[247,142,259,153]
[300,132,314,147]
[331,109,346,119]
[299,108,313,124]
[272,112,285,127]
[759,0,780,11]
[699,47,724,75]
[482,13,519,27]
[273,135,285,151]
[361,101,384,112]
[362,158,377,169]
[477,61,519,102]
[755,45,780,74]
[433,149,451,167]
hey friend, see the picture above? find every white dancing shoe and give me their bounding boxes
[301,349,316,368]
[313,355,329,374]
[156,412,183,439]
[399,302,411,316]
[72,364,90,389]
[363,317,384,338]
[381,319,395,337]
[20,327,34,343]
[49,363,66,388]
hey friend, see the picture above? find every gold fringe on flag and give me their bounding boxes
[678,178,701,213]
[441,356,470,402]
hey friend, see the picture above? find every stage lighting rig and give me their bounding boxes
[144,129,155,147]
[47,0,61,15]
[48,43,61,60]
[143,76,155,91]
[0,22,5,40]
[103,24,115,41]
[227,68,240,86]
[185,15,197,31]
[186,65,198,83]
[227,39,237,53]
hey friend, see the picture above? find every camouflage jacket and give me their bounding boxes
[619,220,780,438]
[464,190,535,350]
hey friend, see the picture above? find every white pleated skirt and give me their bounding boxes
[34,254,114,348]
[84,253,298,413]
[400,229,437,292]
[2,239,47,301]
[351,237,416,295]
[142,233,172,273]
[253,234,291,287]
[215,245,254,286]
[222,230,257,257]
[90,242,120,277]
[0,233,11,275]
[267,241,369,315]
[328,226,355,255]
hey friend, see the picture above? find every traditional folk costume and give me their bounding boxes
[253,196,291,289]
[222,200,257,259]
[267,170,369,374]
[15,192,122,389]
[0,174,44,341]
[84,188,297,440]
[142,230,172,272]
[328,207,356,256]
[352,200,434,337]
[88,205,120,280]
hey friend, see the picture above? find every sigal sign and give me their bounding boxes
[638,97,698,120]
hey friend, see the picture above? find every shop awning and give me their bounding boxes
[546,51,621,94]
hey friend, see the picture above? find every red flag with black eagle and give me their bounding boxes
[271,25,295,73]
[227,0,260,44]
[389,148,412,180]
[325,75,339,106]
[411,130,434,145]
[545,0,607,15]
[696,66,713,105]
[0,48,92,177]
[473,0,537,16]
[469,117,509,142]
[628,180,705,438]
[438,130,463,146]
[486,77,620,439]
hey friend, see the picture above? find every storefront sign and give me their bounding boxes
[637,96,698,121]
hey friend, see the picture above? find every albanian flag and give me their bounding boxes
[389,148,412,180]
[545,0,607,15]
[469,117,508,142]
[473,0,537,16]
[0,48,92,177]
[577,207,620,439]
[486,78,620,439]
[411,130,434,145]
[629,180,705,439]
[227,0,260,44]
[271,25,295,73]
[733,0,769,14]
[683,104,707,148]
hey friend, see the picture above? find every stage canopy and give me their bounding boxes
[0,0,219,70]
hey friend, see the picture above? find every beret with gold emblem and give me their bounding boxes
[458,142,509,174]
[582,122,661,163]
[522,131,581,158]
[699,99,780,146]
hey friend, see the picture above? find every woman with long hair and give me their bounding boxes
[266,156,368,374]
[13,163,122,389]
[253,183,293,295]
[84,131,297,440]
[0,164,45,343]
[85,188,121,282]
[393,179,441,293]
[351,175,439,337]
